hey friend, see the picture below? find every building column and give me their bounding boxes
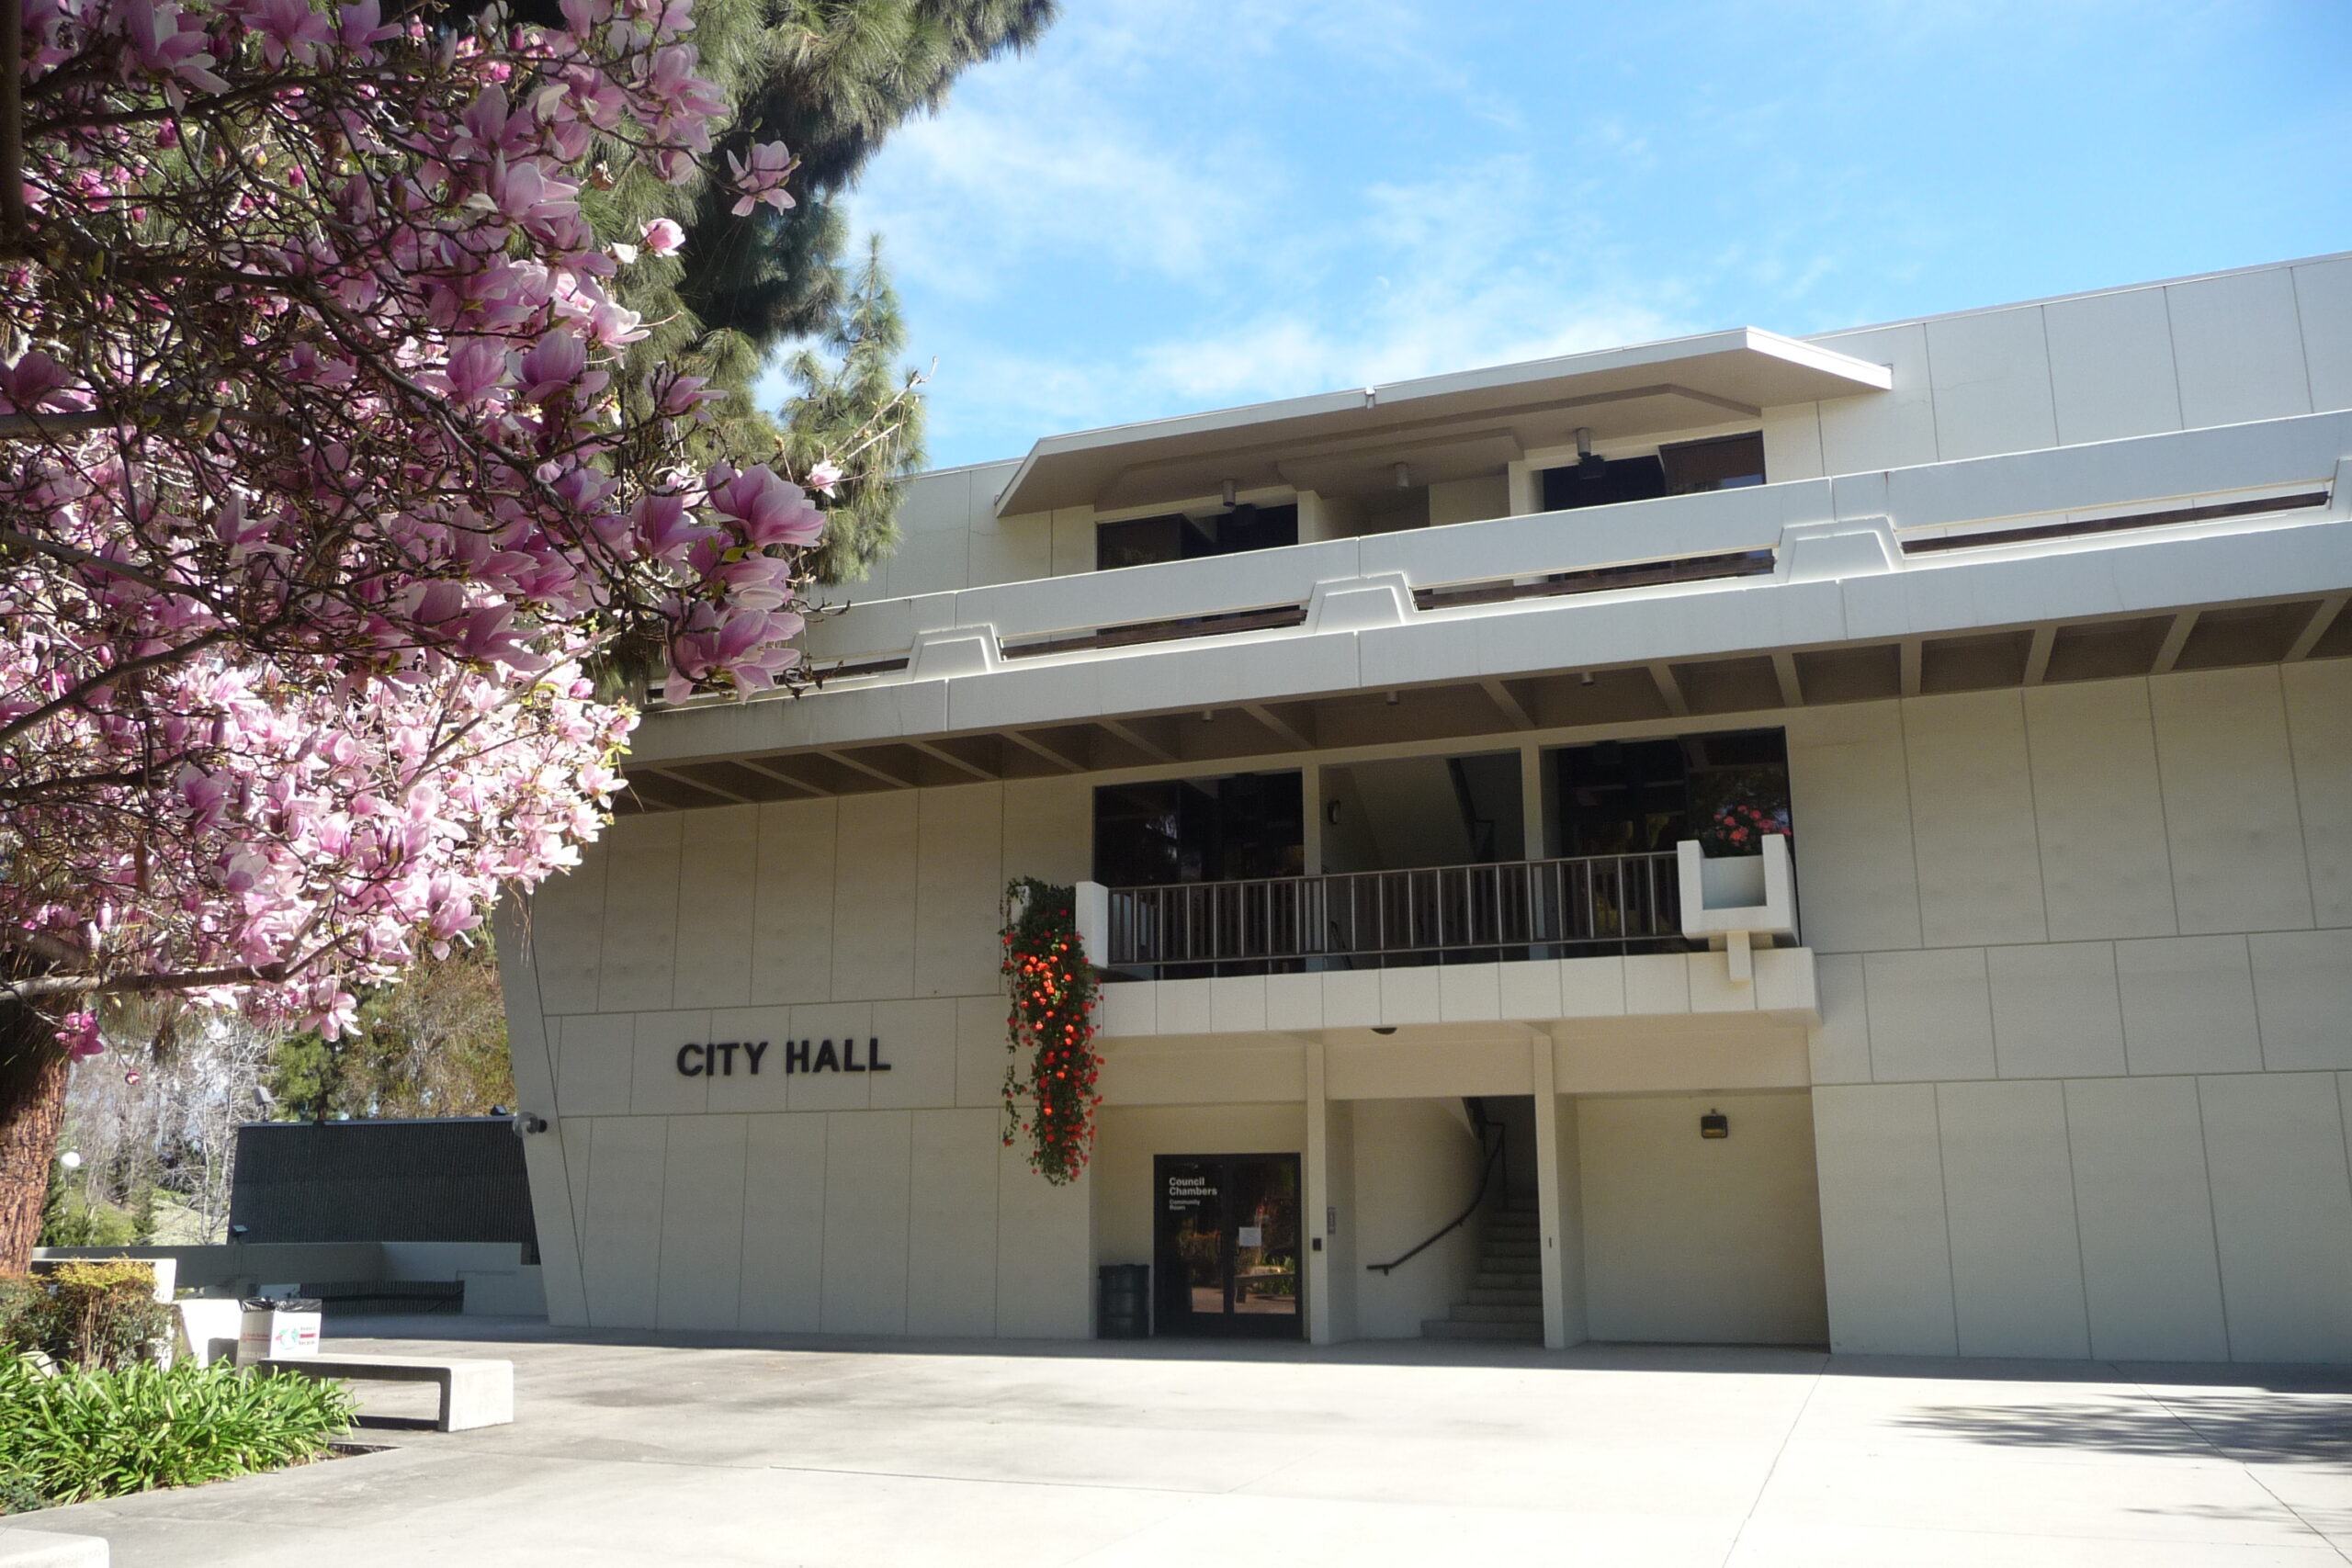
[1304,1039,1355,1345]
[1531,1030,1586,1349]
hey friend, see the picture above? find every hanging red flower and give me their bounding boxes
[1000,877,1102,1185]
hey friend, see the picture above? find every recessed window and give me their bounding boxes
[1537,432,1767,513]
[1540,455,1666,513]
[1547,728,1788,857]
[1661,432,1766,495]
[1096,503,1299,570]
[1093,772,1305,886]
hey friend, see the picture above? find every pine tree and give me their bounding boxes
[674,0,1060,353]
[779,234,928,582]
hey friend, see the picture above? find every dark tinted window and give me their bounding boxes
[1539,455,1666,513]
[1094,771,1305,886]
[1660,432,1766,495]
[1550,728,1788,856]
[1095,503,1299,570]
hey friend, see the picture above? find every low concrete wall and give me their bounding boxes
[31,1244,543,1317]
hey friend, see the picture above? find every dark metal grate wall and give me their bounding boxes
[228,1118,537,1248]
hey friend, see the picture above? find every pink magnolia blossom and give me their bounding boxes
[725,140,797,217]
[2,0,831,1053]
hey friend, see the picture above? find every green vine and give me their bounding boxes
[999,878,1102,1184]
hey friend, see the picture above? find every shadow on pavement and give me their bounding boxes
[1894,1391,2352,1465]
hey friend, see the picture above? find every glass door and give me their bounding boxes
[1152,1154,1302,1338]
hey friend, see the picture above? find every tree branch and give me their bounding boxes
[0,0,22,246]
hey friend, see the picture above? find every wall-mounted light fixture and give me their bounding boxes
[1326,799,1342,826]
[1221,478,1238,507]
[1700,1109,1728,1140]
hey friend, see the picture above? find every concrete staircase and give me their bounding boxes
[1420,1194,1544,1343]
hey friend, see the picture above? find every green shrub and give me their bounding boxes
[0,1360,356,1505]
[0,1471,43,1515]
[0,1263,173,1371]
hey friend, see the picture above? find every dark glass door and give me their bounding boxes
[1153,1154,1302,1338]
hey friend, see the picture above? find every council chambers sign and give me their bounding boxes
[673,1038,892,1077]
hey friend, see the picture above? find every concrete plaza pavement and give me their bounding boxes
[31,1317,2352,1565]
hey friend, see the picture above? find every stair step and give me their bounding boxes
[1448,1301,1544,1324]
[1483,1240,1539,1259]
[1477,1253,1540,1272]
[1422,1317,1544,1343]
[1475,1270,1539,1290]
[1464,1287,1543,1306]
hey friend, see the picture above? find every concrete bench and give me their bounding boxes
[0,1523,107,1566]
[248,1354,513,1432]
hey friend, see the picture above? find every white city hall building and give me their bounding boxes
[497,253,2352,1363]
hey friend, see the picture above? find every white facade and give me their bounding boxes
[500,254,2352,1360]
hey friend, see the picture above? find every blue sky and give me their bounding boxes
[774,0,2352,470]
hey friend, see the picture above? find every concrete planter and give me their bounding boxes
[1698,852,1768,909]
[1675,836,1798,983]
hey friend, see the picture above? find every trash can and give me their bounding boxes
[1097,1264,1150,1339]
[238,1297,322,1363]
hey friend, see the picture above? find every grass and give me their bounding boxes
[0,1359,356,1506]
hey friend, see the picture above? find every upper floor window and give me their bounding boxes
[1539,431,1766,513]
[1547,728,1788,857]
[1097,502,1300,570]
[1094,771,1305,886]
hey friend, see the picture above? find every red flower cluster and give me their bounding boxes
[1702,797,1792,857]
[1000,879,1102,1186]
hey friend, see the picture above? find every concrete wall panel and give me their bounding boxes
[916,784,1004,998]
[581,1116,665,1327]
[1349,1100,1481,1338]
[831,794,920,1002]
[821,1111,912,1333]
[1577,1091,1828,1345]
[2024,682,2177,941]
[995,1142,1092,1337]
[673,806,758,1010]
[1787,705,1922,953]
[739,1112,827,1332]
[1903,691,2047,949]
[1924,306,2059,461]
[597,815,681,1013]
[2167,269,2313,429]
[1987,942,2125,1079]
[2283,660,2352,928]
[2064,1077,2230,1361]
[1812,1084,1957,1355]
[1862,949,1995,1082]
[2043,287,2182,446]
[2250,931,2352,1073]
[2115,936,2262,1077]
[2198,1074,2352,1362]
[656,1114,745,1331]
[1936,1080,2090,1359]
[906,1109,1001,1337]
[2151,669,2312,935]
[751,798,838,1007]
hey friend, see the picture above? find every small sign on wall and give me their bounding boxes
[673,1039,892,1077]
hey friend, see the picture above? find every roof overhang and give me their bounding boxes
[992,328,1894,516]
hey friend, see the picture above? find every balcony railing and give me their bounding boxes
[1102,852,1684,977]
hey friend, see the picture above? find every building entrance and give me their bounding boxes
[1153,1154,1303,1338]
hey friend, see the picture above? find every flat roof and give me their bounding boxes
[991,327,1893,516]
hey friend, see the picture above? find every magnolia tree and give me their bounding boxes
[0,0,831,1267]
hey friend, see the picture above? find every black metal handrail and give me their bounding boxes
[1367,1101,1505,1276]
[1102,852,1682,974]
